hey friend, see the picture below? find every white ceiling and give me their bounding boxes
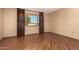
[25,8,61,13]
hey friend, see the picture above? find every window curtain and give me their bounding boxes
[39,12,44,33]
[17,8,25,37]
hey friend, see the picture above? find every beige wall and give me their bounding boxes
[50,8,79,39]
[0,9,2,39]
[3,8,17,37]
[44,13,50,32]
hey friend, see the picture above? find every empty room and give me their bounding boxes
[0,8,79,50]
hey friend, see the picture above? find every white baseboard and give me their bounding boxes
[51,31,79,40]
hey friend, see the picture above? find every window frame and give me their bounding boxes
[25,13,39,27]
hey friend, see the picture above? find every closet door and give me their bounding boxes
[17,8,25,37]
[39,12,44,33]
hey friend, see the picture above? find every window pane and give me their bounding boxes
[29,16,38,24]
[25,15,39,26]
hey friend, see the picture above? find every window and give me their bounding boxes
[25,15,39,26]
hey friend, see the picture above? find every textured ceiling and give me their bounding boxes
[27,8,60,13]
[24,8,61,13]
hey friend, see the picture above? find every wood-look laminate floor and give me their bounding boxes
[0,32,79,50]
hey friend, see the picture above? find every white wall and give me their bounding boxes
[50,8,79,39]
[3,8,17,37]
[0,9,2,39]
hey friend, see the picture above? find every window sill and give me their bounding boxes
[25,25,39,27]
